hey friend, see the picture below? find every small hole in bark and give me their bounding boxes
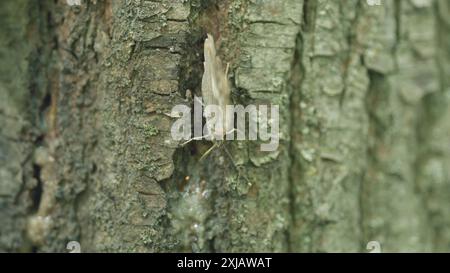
[30,164,43,212]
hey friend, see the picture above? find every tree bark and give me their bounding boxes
[1,0,449,252]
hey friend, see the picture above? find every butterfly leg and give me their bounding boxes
[199,142,219,161]
[181,135,208,146]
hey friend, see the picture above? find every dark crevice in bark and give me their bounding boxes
[159,2,212,252]
[18,0,56,253]
[39,94,52,118]
[357,171,366,252]
[362,68,386,251]
[286,33,303,252]
[339,0,362,108]
[287,0,312,252]
[30,164,43,213]
[393,0,402,62]
[301,0,316,32]
[435,0,450,94]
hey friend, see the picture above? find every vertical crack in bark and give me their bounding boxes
[339,0,363,107]
[287,32,303,252]
[26,0,107,251]
[287,0,316,252]
[301,0,316,33]
[30,164,44,213]
[363,69,385,251]
[411,0,450,251]
[394,0,402,58]
[21,0,55,252]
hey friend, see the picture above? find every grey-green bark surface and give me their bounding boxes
[0,0,449,252]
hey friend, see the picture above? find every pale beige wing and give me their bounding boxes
[201,33,234,136]
[202,34,219,107]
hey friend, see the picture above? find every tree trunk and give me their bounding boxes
[1,0,449,253]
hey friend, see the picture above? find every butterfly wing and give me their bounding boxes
[202,34,219,107]
[201,34,234,138]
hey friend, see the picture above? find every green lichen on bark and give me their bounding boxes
[362,0,450,252]
[0,0,35,251]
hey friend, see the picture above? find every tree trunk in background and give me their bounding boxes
[1,0,449,253]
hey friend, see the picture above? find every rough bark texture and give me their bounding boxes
[1,0,449,252]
